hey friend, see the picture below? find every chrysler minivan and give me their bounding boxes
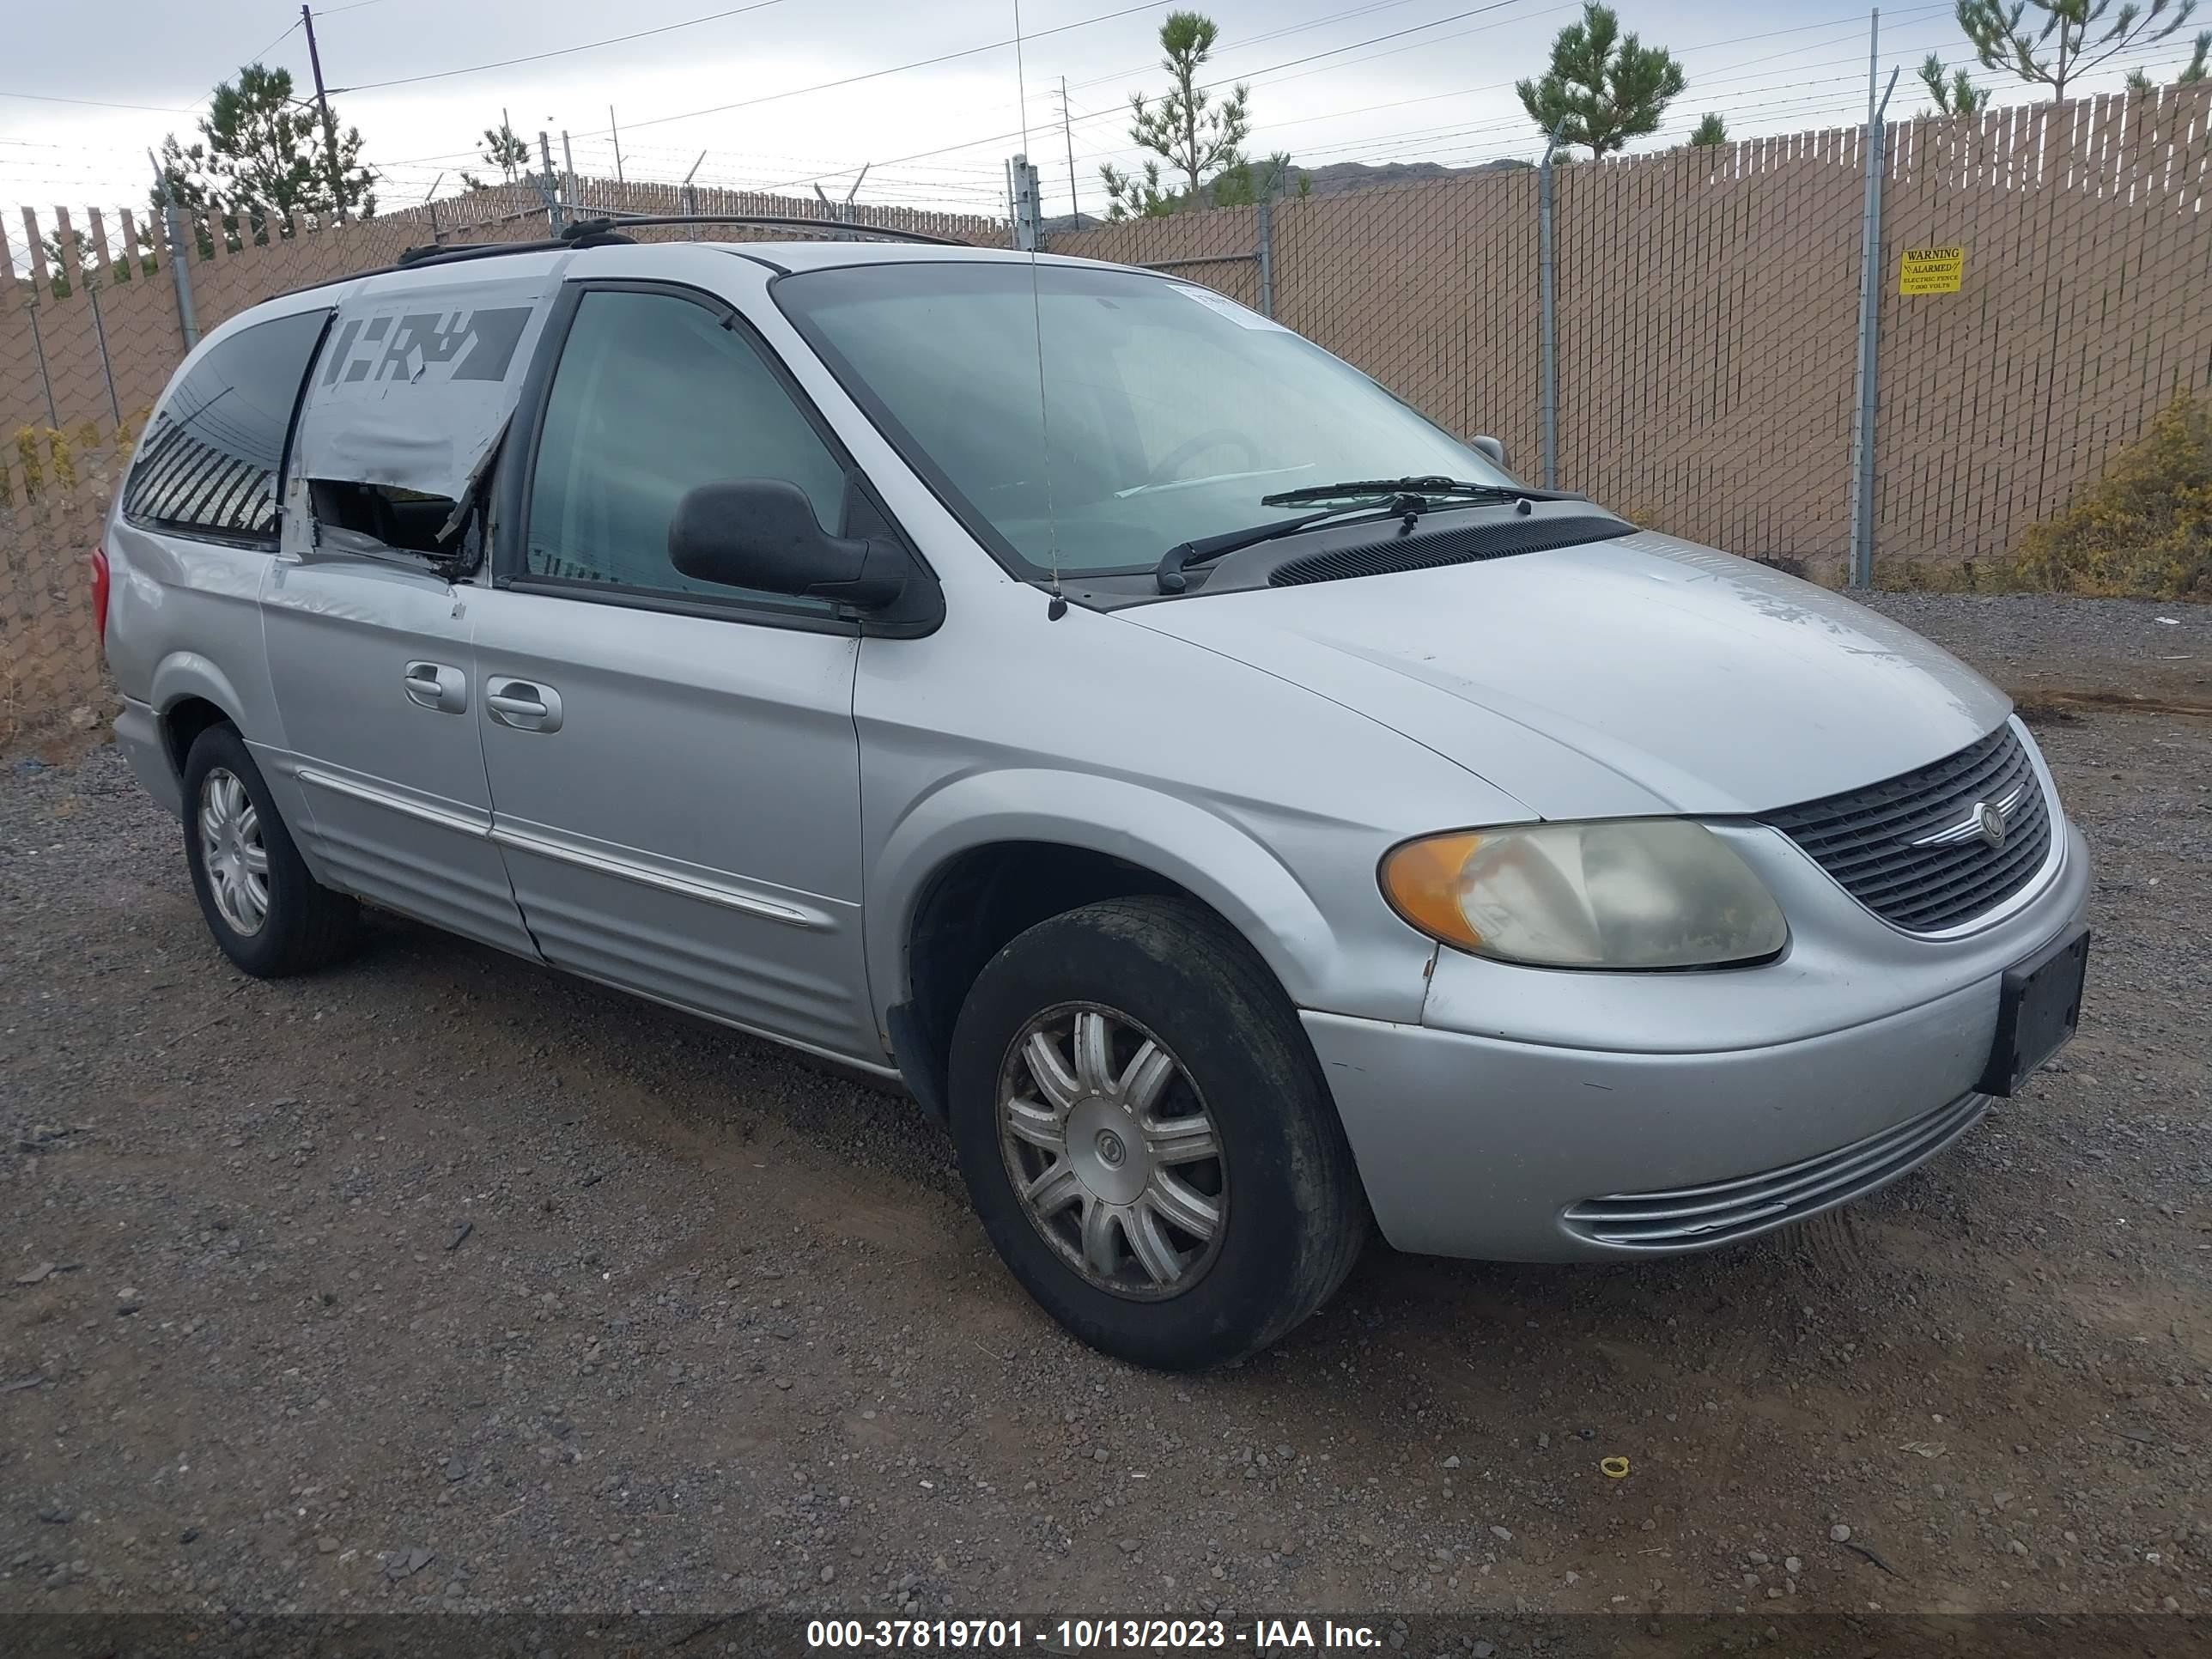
[98,221,2090,1369]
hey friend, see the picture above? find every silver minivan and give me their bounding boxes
[99,222,2090,1370]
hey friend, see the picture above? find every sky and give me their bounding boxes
[5,0,2207,240]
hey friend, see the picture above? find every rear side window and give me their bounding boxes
[123,308,328,545]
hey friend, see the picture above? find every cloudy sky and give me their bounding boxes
[4,0,2203,232]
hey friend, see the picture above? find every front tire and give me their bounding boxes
[182,724,360,977]
[948,896,1367,1370]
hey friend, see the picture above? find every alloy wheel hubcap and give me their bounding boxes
[198,768,270,936]
[997,1003,1227,1300]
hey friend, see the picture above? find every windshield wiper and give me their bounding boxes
[1154,478,1595,594]
[1260,475,1577,507]
[1154,503,1394,593]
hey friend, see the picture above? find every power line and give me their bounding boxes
[237,18,305,71]
[1068,6,1964,173]
[775,2,1947,191]
[586,0,1168,138]
[333,0,790,93]
[757,0,1551,189]
[1303,39,2192,174]
[0,89,197,114]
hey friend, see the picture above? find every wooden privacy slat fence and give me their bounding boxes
[3,88,2210,749]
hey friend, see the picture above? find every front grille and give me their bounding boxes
[1562,1091,1989,1249]
[1267,513,1634,586]
[1763,724,2052,933]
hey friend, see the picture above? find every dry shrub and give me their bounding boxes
[13,426,40,496]
[2013,391,2212,601]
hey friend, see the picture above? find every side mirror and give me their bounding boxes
[1471,434,1510,469]
[668,479,908,610]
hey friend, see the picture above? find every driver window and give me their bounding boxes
[526,289,848,605]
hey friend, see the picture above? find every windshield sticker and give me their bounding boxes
[1170,284,1285,331]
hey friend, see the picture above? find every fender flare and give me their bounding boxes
[150,652,252,753]
[868,769,1340,1024]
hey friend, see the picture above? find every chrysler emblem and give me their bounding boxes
[1909,785,2027,851]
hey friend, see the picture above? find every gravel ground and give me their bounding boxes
[1859,592,2211,710]
[1,595,2206,1640]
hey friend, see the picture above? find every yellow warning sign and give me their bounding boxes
[1900,245,1966,295]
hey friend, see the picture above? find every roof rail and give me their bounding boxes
[393,228,635,269]
[278,211,974,303]
[559,213,972,247]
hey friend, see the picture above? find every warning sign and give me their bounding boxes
[1900,246,1966,295]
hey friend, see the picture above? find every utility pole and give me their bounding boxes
[610,106,626,192]
[562,130,578,215]
[1059,76,1079,226]
[300,5,349,224]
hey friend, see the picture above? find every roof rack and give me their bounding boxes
[557,212,972,247]
[388,212,968,272]
[393,227,636,269]
[349,211,977,291]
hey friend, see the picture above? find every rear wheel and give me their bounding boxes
[948,896,1367,1370]
[182,725,361,977]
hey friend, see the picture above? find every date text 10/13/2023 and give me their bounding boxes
[805,1618,1386,1650]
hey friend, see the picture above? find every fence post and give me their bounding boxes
[683,151,706,240]
[1847,69,1901,591]
[84,280,123,428]
[538,132,563,231]
[1538,119,1565,490]
[1256,191,1275,319]
[150,149,199,351]
[1009,154,1042,252]
[26,300,60,427]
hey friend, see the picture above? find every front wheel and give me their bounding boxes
[948,896,1368,1370]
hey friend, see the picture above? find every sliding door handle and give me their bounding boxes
[486,676,563,732]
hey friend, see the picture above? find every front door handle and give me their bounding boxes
[486,676,563,733]
[403,660,468,714]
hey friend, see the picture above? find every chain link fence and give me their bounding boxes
[1059,84,2212,583]
[5,87,2210,749]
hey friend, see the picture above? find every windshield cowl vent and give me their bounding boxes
[1266,513,1637,587]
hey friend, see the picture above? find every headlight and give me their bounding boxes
[1380,820,1788,969]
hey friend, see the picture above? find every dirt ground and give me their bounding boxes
[1,596,2206,1648]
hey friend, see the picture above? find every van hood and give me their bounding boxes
[1125,531,2012,820]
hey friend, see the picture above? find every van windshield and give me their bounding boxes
[773,261,1510,578]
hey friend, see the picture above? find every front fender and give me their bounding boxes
[866,767,1434,1034]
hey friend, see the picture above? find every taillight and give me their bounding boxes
[92,547,112,638]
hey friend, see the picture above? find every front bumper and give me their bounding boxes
[1307,810,2092,1262]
